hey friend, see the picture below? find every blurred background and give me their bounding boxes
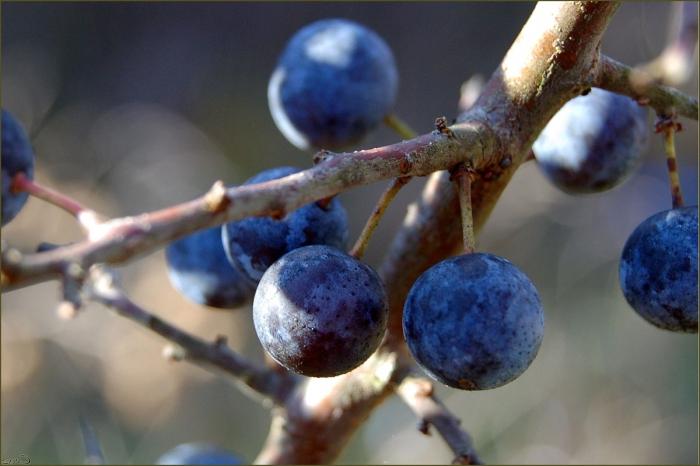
[1,2,697,464]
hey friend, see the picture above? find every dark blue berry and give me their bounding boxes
[403,253,544,390]
[533,88,648,193]
[268,18,398,150]
[619,206,698,333]
[222,166,348,282]
[165,227,255,309]
[2,110,35,226]
[157,443,243,465]
[253,245,388,377]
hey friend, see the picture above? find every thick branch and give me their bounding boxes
[86,266,294,405]
[397,376,481,465]
[596,55,699,119]
[254,350,406,464]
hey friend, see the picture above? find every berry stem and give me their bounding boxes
[660,120,685,208]
[350,176,411,259]
[349,113,419,259]
[11,173,103,231]
[452,163,476,254]
[384,113,417,140]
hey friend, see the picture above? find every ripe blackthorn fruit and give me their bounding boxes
[165,227,256,309]
[253,245,388,377]
[222,166,348,282]
[403,253,544,390]
[2,110,35,226]
[156,443,242,465]
[533,88,648,194]
[268,18,398,150]
[619,206,698,333]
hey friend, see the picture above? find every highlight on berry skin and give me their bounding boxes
[533,87,649,194]
[1,109,35,227]
[268,18,398,151]
[619,205,698,333]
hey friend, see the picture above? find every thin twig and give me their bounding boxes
[1,123,494,292]
[350,176,411,259]
[85,265,295,405]
[11,172,103,231]
[596,55,698,120]
[397,376,482,465]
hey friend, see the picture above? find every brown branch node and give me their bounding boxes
[312,149,335,165]
[435,116,455,138]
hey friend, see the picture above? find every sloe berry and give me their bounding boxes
[156,443,243,465]
[268,18,398,150]
[222,166,348,282]
[253,245,388,377]
[165,227,256,309]
[533,88,648,194]
[2,110,35,226]
[619,206,698,333]
[403,253,544,390]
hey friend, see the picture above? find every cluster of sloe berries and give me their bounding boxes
[2,21,695,447]
[162,18,552,391]
[165,19,397,378]
[162,17,696,399]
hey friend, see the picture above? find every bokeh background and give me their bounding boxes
[1,2,698,464]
